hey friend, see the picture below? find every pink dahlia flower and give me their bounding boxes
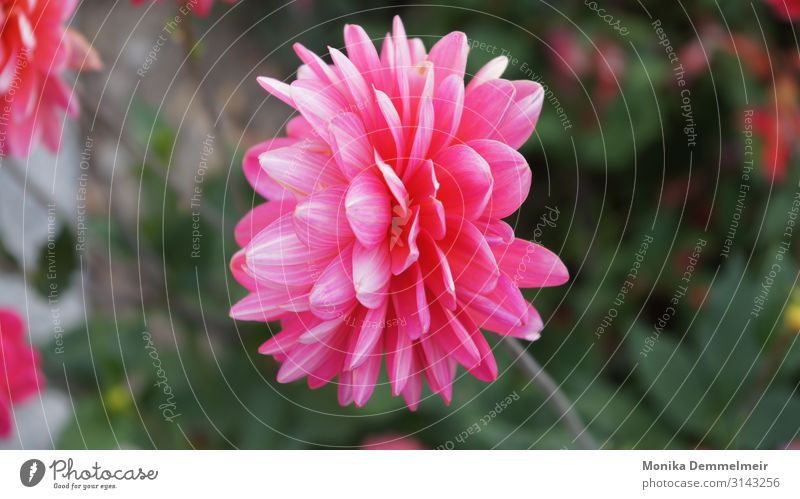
[231,16,568,409]
[0,0,101,156]
[0,309,45,437]
[130,0,238,17]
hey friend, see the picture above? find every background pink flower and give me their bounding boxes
[130,0,238,17]
[0,309,45,438]
[231,16,568,409]
[362,433,426,450]
[0,0,101,157]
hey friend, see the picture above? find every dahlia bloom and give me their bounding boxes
[231,17,568,409]
[0,0,101,157]
[130,0,238,17]
[0,309,45,438]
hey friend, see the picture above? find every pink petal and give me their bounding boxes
[440,217,500,295]
[429,74,464,156]
[426,31,468,86]
[344,24,384,88]
[309,245,356,320]
[402,352,423,411]
[390,263,430,341]
[406,93,434,174]
[390,205,420,275]
[345,169,392,247]
[468,139,531,218]
[352,241,391,309]
[492,238,569,288]
[329,46,372,120]
[495,80,544,149]
[457,79,515,142]
[474,218,515,246]
[257,76,294,107]
[230,248,257,291]
[433,144,493,220]
[290,79,349,142]
[259,143,344,197]
[467,56,509,92]
[277,340,336,383]
[429,302,481,369]
[347,299,389,369]
[330,113,374,179]
[351,336,383,407]
[417,232,456,310]
[293,186,353,249]
[243,138,296,200]
[231,289,301,322]
[386,322,413,395]
[460,274,529,332]
[420,333,455,404]
[235,200,295,247]
[487,303,544,341]
[246,214,336,287]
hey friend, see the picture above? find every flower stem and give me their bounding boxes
[504,338,599,449]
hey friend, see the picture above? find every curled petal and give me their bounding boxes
[353,241,392,309]
[433,144,493,220]
[495,80,544,149]
[345,170,392,247]
[468,139,531,218]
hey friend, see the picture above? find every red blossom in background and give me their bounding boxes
[766,0,800,20]
[231,17,568,409]
[0,0,101,157]
[751,74,800,182]
[0,309,45,438]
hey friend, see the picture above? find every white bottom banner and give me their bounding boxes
[1,450,798,497]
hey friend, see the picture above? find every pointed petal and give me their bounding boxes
[259,142,344,197]
[347,299,389,369]
[386,322,413,395]
[467,56,509,91]
[492,238,569,288]
[257,76,295,107]
[429,74,464,156]
[351,336,383,407]
[495,81,544,148]
[427,31,468,86]
[235,200,295,247]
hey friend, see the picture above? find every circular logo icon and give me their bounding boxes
[20,459,45,487]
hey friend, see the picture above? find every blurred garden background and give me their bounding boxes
[2,0,800,449]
